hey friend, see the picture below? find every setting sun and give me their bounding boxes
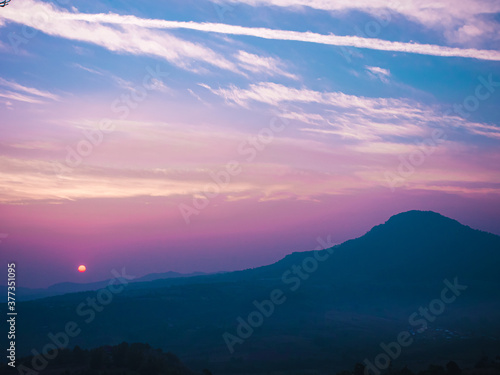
[78,265,86,273]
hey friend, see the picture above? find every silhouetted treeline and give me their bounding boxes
[1,342,210,375]
[2,342,500,374]
[338,356,500,375]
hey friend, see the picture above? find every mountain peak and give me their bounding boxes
[381,210,464,230]
[361,210,472,243]
[385,210,460,226]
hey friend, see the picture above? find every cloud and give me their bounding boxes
[1,0,239,74]
[366,66,390,76]
[72,63,104,76]
[0,156,255,203]
[0,91,45,104]
[2,0,500,63]
[206,81,418,112]
[71,64,172,93]
[0,78,61,102]
[109,75,135,91]
[366,66,391,83]
[206,81,435,141]
[212,0,500,44]
[0,100,498,203]
[235,51,298,79]
[205,81,500,141]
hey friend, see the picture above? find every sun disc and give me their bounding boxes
[78,265,86,273]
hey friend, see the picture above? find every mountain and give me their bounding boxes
[121,210,500,289]
[3,211,500,374]
[1,271,209,301]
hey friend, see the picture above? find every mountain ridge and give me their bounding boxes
[6,210,500,302]
[0,271,210,302]
[3,210,500,372]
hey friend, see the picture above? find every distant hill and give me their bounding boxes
[0,271,209,301]
[3,211,500,374]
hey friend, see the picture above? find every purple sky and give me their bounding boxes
[0,0,499,287]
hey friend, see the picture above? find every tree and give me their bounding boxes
[446,361,461,375]
[89,348,104,370]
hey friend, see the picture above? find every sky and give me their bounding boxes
[0,0,499,288]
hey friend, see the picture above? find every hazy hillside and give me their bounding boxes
[0,271,209,302]
[2,211,500,374]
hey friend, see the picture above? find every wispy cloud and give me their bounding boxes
[0,91,45,104]
[1,0,239,74]
[235,51,298,79]
[2,0,500,63]
[366,66,391,83]
[72,63,104,76]
[0,78,61,102]
[213,0,500,44]
[71,63,172,93]
[206,81,500,142]
[206,81,419,112]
